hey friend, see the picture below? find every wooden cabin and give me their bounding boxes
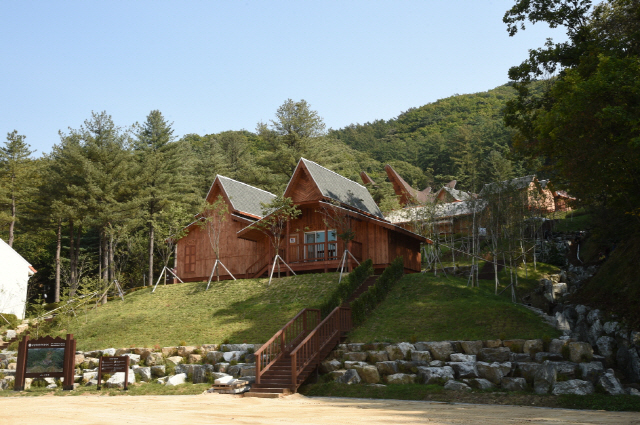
[176,175,276,282]
[175,159,426,281]
[480,175,556,214]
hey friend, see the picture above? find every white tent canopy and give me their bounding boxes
[0,238,36,320]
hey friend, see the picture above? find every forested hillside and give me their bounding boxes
[330,83,545,192]
[0,84,541,308]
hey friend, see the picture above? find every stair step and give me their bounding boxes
[251,385,293,391]
[244,392,287,398]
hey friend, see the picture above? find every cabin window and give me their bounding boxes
[304,230,337,260]
[185,245,196,273]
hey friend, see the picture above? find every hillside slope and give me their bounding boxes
[37,273,342,351]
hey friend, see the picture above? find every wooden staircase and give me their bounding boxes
[248,305,352,397]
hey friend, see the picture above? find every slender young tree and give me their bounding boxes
[0,130,37,247]
[199,195,229,282]
[252,196,301,280]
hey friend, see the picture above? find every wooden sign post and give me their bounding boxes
[14,334,76,391]
[97,356,130,390]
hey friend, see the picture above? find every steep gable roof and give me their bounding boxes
[385,164,432,205]
[480,175,536,196]
[208,175,276,219]
[288,158,385,219]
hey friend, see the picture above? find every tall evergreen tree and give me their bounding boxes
[134,110,197,286]
[0,130,37,247]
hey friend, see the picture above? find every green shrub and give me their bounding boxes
[0,313,19,329]
[351,257,404,326]
[320,259,373,317]
[229,360,238,366]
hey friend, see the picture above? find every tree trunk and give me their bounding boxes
[69,220,76,295]
[101,229,108,304]
[54,219,61,303]
[8,194,15,247]
[109,233,114,282]
[148,220,154,286]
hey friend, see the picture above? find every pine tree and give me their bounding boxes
[134,110,197,286]
[0,131,37,247]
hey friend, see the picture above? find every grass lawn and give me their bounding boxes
[347,271,561,343]
[299,382,640,412]
[492,262,561,302]
[0,383,210,397]
[552,210,592,233]
[35,273,343,351]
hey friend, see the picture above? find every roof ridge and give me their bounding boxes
[217,175,276,197]
[301,157,367,191]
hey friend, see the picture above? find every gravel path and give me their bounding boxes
[1,393,638,424]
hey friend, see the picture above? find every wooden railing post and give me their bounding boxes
[291,352,297,387]
[256,349,261,384]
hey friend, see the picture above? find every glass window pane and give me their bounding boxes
[315,231,325,243]
[328,230,337,241]
[305,233,315,244]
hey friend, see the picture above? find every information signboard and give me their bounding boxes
[14,334,76,391]
[97,356,130,390]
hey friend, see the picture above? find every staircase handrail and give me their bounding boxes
[254,308,321,384]
[247,254,271,277]
[289,305,351,387]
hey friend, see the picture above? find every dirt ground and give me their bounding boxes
[1,393,639,425]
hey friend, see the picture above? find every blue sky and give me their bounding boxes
[0,1,567,155]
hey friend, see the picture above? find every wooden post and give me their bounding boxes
[13,334,29,391]
[63,333,75,390]
[97,356,103,390]
[255,350,261,384]
[123,356,130,391]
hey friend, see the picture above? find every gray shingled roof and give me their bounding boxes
[480,175,535,196]
[300,158,385,219]
[442,186,472,201]
[217,175,276,218]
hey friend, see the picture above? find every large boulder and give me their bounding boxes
[166,356,183,366]
[411,351,432,364]
[385,373,416,384]
[578,362,604,383]
[102,348,116,356]
[144,352,164,366]
[344,352,368,362]
[444,380,471,391]
[616,345,640,383]
[105,370,135,388]
[548,339,569,355]
[227,364,255,379]
[476,362,505,385]
[523,340,543,356]
[151,365,166,377]
[501,377,527,392]
[123,353,141,366]
[188,354,202,364]
[367,351,389,363]
[320,359,342,374]
[598,369,625,395]
[205,351,224,364]
[161,347,177,357]
[478,347,511,363]
[448,362,478,379]
[335,369,360,384]
[420,342,453,361]
[588,320,604,347]
[595,336,616,364]
[450,353,476,362]
[177,346,197,357]
[533,361,556,394]
[222,351,245,362]
[551,380,594,395]
[417,366,454,385]
[385,343,415,361]
[344,361,369,370]
[376,361,398,376]
[602,321,620,335]
[134,367,152,382]
[568,342,593,363]
[464,378,495,390]
[460,341,483,355]
[353,365,380,384]
[485,340,502,348]
[347,343,364,352]
[502,340,525,353]
[549,362,577,379]
[192,364,216,383]
[165,373,187,386]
